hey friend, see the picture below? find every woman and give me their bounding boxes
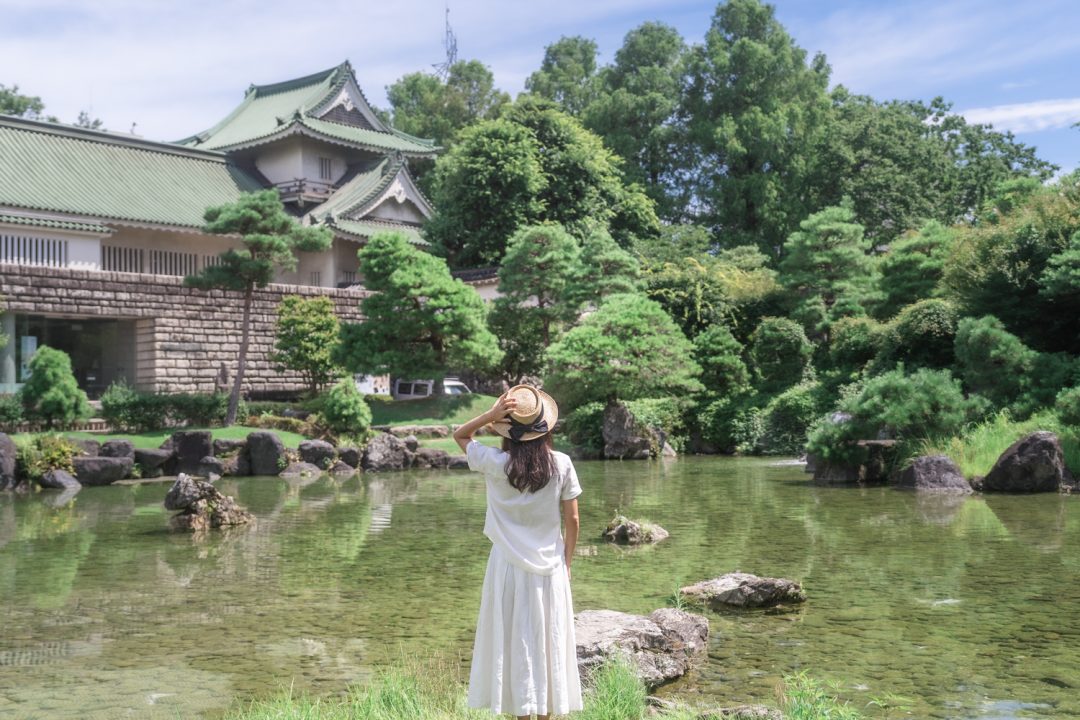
[453,384,583,719]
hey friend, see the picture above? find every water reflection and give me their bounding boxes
[0,459,1078,718]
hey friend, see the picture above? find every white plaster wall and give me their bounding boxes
[367,198,427,224]
[300,143,349,185]
[0,226,101,270]
[334,238,361,285]
[254,137,304,185]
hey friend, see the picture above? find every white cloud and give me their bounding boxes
[961,98,1080,133]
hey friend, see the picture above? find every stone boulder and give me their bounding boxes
[894,455,972,494]
[72,439,100,457]
[171,431,213,475]
[575,608,708,689]
[197,456,225,478]
[298,440,336,469]
[602,402,657,460]
[328,460,356,477]
[387,424,449,438]
[279,461,323,478]
[403,435,420,452]
[164,473,254,531]
[221,451,251,477]
[0,432,16,491]
[983,431,1072,493]
[213,438,247,457]
[39,468,81,491]
[448,455,469,469]
[602,515,669,545]
[680,573,806,609]
[134,448,173,478]
[99,439,135,459]
[362,433,413,472]
[413,447,451,469]
[337,446,361,468]
[247,431,286,476]
[72,456,134,486]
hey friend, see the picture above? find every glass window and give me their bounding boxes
[397,382,413,395]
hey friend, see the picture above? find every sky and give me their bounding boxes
[2,0,1078,173]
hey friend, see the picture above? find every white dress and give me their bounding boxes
[465,441,584,716]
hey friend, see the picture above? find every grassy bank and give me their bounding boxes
[12,426,308,450]
[914,411,1080,478]
[369,394,497,427]
[226,658,863,720]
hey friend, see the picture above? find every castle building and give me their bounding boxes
[0,62,437,398]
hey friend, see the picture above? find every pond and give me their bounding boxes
[1,457,1079,718]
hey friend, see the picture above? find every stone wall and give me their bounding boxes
[0,264,367,395]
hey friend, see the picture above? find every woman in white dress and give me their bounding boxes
[453,384,584,719]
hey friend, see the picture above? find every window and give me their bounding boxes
[309,271,322,287]
[148,249,197,276]
[102,245,144,273]
[342,270,356,284]
[318,157,333,180]
[397,382,413,396]
[1,233,69,268]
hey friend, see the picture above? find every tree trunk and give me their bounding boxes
[226,286,253,426]
[433,376,445,398]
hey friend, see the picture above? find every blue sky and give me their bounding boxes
[2,0,1078,172]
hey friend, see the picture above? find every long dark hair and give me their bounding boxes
[502,434,556,493]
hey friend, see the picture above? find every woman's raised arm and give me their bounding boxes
[452,393,517,453]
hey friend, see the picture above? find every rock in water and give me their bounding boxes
[575,608,708,689]
[337,446,361,468]
[602,401,655,460]
[39,468,81,491]
[171,431,213,475]
[0,432,17,491]
[894,455,972,494]
[298,440,335,468]
[134,448,172,478]
[247,431,286,476]
[279,461,323,478]
[602,514,669,545]
[165,473,254,531]
[99,439,135,459]
[983,431,1071,493]
[681,573,806,609]
[362,433,413,472]
[72,456,134,486]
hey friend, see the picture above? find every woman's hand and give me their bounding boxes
[487,393,517,421]
[453,392,517,453]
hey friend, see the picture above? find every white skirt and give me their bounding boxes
[467,545,583,716]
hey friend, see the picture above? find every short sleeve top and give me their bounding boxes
[467,440,582,576]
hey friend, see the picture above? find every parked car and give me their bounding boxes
[393,378,472,399]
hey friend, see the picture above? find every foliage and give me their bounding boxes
[1056,387,1080,427]
[562,401,607,453]
[525,36,599,116]
[0,83,55,120]
[780,672,863,720]
[748,317,812,393]
[625,397,689,451]
[824,316,887,381]
[269,295,342,395]
[367,394,499,428]
[807,366,973,465]
[761,381,823,455]
[681,0,831,257]
[320,379,373,437]
[0,394,24,428]
[570,228,642,306]
[692,324,751,398]
[581,22,688,218]
[874,299,958,372]
[779,203,878,335]
[697,394,764,454]
[953,316,1033,410]
[19,347,90,429]
[1040,229,1080,300]
[496,224,584,346]
[878,220,954,317]
[486,301,547,384]
[545,293,702,409]
[14,434,78,483]
[100,382,235,432]
[337,232,499,392]
[633,223,713,264]
[185,190,332,424]
[387,60,509,149]
[916,410,1080,478]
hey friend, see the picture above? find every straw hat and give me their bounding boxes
[489,385,559,442]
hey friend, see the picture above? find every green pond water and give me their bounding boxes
[1,457,1079,719]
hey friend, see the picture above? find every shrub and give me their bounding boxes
[1056,386,1080,426]
[0,394,23,429]
[748,317,812,392]
[101,381,235,432]
[827,316,887,376]
[15,434,78,483]
[954,315,1033,408]
[807,366,973,465]
[692,325,751,397]
[562,402,606,453]
[874,298,958,371]
[625,397,689,452]
[270,295,342,395]
[761,382,823,455]
[320,379,373,436]
[20,347,91,429]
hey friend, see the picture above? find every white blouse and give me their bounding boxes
[467,440,583,576]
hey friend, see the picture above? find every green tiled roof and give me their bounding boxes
[0,116,265,228]
[0,213,110,234]
[309,156,399,220]
[328,218,427,246]
[180,62,436,156]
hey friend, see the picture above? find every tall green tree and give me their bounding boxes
[337,233,498,395]
[0,84,54,120]
[387,60,509,148]
[778,203,877,336]
[270,295,342,396]
[878,220,954,317]
[525,36,599,115]
[545,293,702,409]
[19,347,90,429]
[681,0,831,257]
[185,190,332,424]
[582,22,687,217]
[570,228,642,307]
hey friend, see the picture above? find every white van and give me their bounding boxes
[393,378,472,399]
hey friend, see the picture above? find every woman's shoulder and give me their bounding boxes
[550,450,575,467]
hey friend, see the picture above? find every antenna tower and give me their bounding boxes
[432,3,457,78]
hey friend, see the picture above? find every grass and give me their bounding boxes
[913,410,1080,478]
[225,656,864,720]
[417,435,500,455]
[369,394,498,427]
[11,425,308,450]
